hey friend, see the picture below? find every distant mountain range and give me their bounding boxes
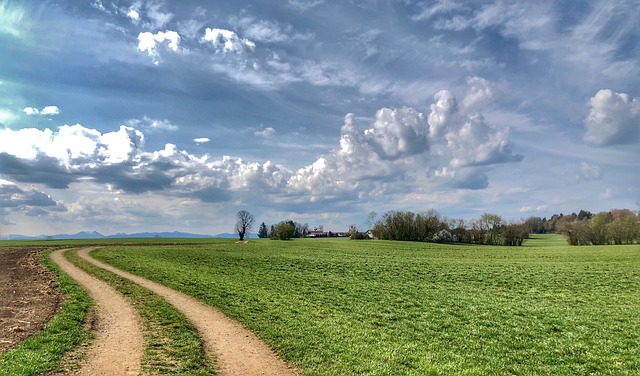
[0,231,257,241]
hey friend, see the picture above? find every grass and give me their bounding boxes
[63,248,214,375]
[0,249,93,376]
[87,237,640,375]
[523,233,569,247]
[0,238,217,247]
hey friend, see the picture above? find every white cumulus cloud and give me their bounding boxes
[0,84,523,209]
[584,89,640,145]
[201,28,256,54]
[125,116,177,132]
[427,90,457,139]
[23,105,60,116]
[137,30,182,65]
[127,9,140,21]
[0,124,143,167]
[364,107,429,160]
[288,85,522,197]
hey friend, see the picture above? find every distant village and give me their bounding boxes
[307,230,350,238]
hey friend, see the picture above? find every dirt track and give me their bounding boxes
[50,249,143,375]
[76,248,298,376]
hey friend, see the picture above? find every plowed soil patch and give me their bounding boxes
[0,246,62,353]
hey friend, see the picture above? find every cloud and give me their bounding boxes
[0,124,294,200]
[194,137,210,143]
[600,187,614,200]
[287,85,522,199]
[178,16,206,39]
[127,9,140,22]
[364,107,429,160]
[427,90,458,139]
[0,152,74,189]
[140,0,173,29]
[411,0,466,22]
[23,105,60,116]
[230,16,313,44]
[288,0,324,11]
[433,166,489,190]
[0,181,57,208]
[519,205,548,213]
[0,179,67,221]
[461,76,496,110]
[137,30,182,65]
[124,116,177,132]
[418,1,547,34]
[0,216,14,225]
[124,0,173,29]
[0,109,17,124]
[0,1,41,39]
[91,0,172,29]
[577,162,602,181]
[584,89,640,145]
[443,112,523,168]
[255,127,276,138]
[428,89,522,168]
[0,84,521,210]
[91,0,112,15]
[0,124,145,188]
[201,28,256,54]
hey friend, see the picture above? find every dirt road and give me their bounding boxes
[77,248,298,376]
[50,249,144,375]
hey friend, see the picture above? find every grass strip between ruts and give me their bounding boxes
[0,248,93,376]
[64,248,215,375]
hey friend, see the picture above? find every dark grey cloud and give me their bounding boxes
[450,170,489,190]
[0,153,73,189]
[87,160,181,194]
[190,187,233,203]
[0,182,66,221]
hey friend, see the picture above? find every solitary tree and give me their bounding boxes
[235,210,255,241]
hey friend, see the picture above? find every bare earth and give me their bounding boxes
[0,247,62,353]
[50,248,144,375]
[77,247,299,376]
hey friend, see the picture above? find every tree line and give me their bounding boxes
[237,208,640,246]
[257,220,310,240]
[553,209,640,245]
[235,211,312,241]
[369,210,529,246]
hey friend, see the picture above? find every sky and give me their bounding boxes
[1,0,639,236]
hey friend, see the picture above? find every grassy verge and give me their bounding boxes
[92,238,640,375]
[0,249,93,376]
[64,248,214,375]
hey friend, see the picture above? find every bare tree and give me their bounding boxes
[235,210,255,241]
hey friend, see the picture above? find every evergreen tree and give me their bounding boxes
[258,222,269,238]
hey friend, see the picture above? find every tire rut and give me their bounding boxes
[50,248,144,375]
[77,247,299,376]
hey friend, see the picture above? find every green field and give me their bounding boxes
[87,236,640,375]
